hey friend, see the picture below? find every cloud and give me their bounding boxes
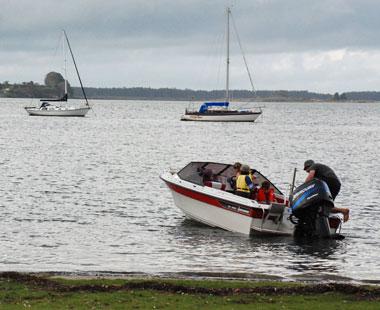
[2,0,380,92]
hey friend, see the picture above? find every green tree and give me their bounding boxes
[340,93,347,101]
[44,71,64,87]
[44,71,72,96]
[333,92,340,101]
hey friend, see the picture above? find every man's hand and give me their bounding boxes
[305,170,315,182]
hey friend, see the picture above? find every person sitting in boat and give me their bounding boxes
[304,159,350,222]
[235,164,255,198]
[249,168,260,186]
[202,169,214,184]
[257,181,275,204]
[228,162,241,189]
[233,162,242,179]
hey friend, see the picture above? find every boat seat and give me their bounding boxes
[204,181,226,190]
[261,203,285,230]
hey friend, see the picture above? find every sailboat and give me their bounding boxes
[25,30,91,117]
[181,7,262,122]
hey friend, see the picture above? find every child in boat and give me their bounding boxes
[257,181,276,204]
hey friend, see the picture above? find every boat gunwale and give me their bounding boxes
[184,110,262,116]
[176,161,284,196]
[160,172,273,219]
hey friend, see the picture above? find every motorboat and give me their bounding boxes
[25,30,91,117]
[160,162,343,237]
[181,8,262,122]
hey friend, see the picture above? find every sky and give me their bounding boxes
[2,0,380,93]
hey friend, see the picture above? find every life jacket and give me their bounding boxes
[236,175,252,193]
[257,188,275,203]
[249,172,254,180]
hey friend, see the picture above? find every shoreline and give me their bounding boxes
[1,271,379,308]
[1,270,379,286]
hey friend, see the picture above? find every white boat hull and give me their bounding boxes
[161,171,342,236]
[161,172,295,236]
[25,107,90,117]
[171,189,255,234]
[181,112,261,122]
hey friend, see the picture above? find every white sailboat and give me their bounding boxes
[25,30,91,117]
[181,7,262,122]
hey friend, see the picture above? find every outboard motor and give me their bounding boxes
[290,179,334,238]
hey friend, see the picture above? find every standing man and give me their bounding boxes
[304,160,349,222]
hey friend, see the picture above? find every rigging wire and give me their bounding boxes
[63,30,89,107]
[230,10,256,97]
[52,32,64,58]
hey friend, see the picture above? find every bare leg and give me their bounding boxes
[331,207,350,222]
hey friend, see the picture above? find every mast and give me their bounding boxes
[225,7,230,103]
[63,30,68,97]
[63,30,89,107]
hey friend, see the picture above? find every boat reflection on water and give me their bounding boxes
[169,217,349,281]
[281,237,353,283]
[291,237,347,259]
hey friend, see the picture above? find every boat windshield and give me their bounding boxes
[178,162,233,185]
[177,161,283,195]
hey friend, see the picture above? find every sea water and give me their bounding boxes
[0,98,379,282]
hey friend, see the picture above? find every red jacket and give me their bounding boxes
[257,188,275,203]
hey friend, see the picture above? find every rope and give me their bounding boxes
[63,30,90,107]
[230,11,256,96]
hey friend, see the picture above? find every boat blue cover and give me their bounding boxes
[199,101,229,113]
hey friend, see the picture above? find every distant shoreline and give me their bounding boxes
[1,81,380,102]
[1,96,378,103]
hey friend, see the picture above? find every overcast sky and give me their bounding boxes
[2,0,380,93]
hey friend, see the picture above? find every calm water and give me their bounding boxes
[0,98,379,282]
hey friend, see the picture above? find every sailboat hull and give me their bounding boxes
[181,111,261,122]
[25,107,90,117]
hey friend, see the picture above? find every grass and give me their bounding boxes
[0,272,379,309]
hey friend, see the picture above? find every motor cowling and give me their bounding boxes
[290,179,334,238]
[291,179,334,216]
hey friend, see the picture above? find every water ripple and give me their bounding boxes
[0,99,379,280]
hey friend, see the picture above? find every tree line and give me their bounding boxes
[1,72,380,102]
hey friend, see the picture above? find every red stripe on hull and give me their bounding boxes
[166,181,261,218]
[167,182,223,208]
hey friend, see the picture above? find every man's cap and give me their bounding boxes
[304,160,315,171]
[240,164,250,174]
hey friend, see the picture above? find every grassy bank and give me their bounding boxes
[0,272,379,309]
